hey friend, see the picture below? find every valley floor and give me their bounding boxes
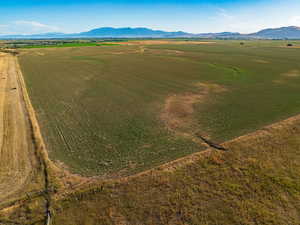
[0,46,300,224]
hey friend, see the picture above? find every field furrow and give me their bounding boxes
[19,43,300,177]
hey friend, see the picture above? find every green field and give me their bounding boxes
[21,42,119,48]
[18,40,300,176]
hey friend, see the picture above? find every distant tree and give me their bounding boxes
[287,43,293,47]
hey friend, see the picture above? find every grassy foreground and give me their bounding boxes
[18,40,300,176]
[51,114,300,225]
[2,113,300,225]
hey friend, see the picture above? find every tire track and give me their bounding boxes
[0,53,47,222]
[0,53,35,201]
[13,54,52,225]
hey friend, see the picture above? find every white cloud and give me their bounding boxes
[211,9,263,33]
[217,8,234,20]
[209,8,299,34]
[289,16,300,26]
[0,21,60,35]
[0,25,10,35]
[14,20,59,31]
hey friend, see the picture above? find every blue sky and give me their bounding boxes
[0,0,300,34]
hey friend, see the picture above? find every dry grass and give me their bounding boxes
[3,112,300,224]
[273,69,300,84]
[282,69,300,77]
[48,112,300,225]
[161,93,203,130]
[106,40,216,45]
[2,57,300,224]
[253,59,270,64]
[2,42,300,224]
[280,45,300,49]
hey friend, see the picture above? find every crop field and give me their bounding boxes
[18,40,300,177]
[22,42,120,48]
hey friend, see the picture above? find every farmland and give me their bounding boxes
[50,113,300,225]
[18,40,300,177]
[21,42,120,48]
[3,101,300,225]
[1,39,122,49]
[0,40,300,225]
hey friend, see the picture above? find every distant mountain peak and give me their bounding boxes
[79,27,192,37]
[1,26,300,39]
[286,26,300,29]
[251,26,300,39]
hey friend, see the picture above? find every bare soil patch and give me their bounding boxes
[36,52,45,56]
[146,48,185,55]
[112,52,125,55]
[280,45,300,49]
[165,49,184,55]
[161,82,226,142]
[274,69,300,84]
[253,59,269,64]
[162,93,203,130]
[282,69,300,77]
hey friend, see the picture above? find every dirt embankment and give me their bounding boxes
[0,54,90,224]
[0,53,91,197]
[0,53,50,225]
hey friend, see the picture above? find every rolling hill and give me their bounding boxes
[250,26,300,39]
[79,27,191,37]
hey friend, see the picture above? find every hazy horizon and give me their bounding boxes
[1,0,300,35]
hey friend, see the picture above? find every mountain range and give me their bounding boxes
[1,26,300,39]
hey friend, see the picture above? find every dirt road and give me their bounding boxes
[0,53,42,203]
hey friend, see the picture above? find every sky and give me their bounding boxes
[0,0,300,35]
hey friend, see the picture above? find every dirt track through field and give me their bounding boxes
[0,53,41,203]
